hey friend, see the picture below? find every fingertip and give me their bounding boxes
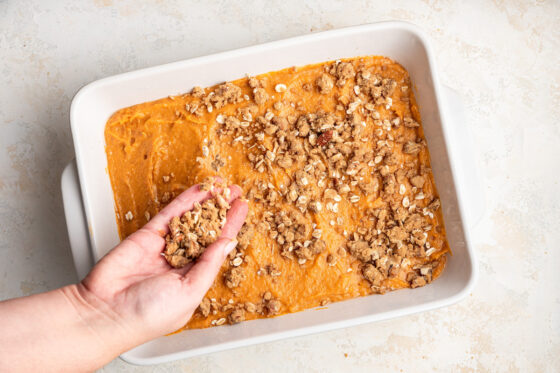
[220,199,249,240]
[227,184,243,201]
[231,196,248,211]
[222,238,238,256]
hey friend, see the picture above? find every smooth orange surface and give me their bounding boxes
[105,56,450,330]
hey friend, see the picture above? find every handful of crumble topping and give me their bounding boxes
[162,178,235,268]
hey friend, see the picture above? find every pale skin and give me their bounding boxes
[0,183,248,372]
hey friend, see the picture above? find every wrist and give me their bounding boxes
[0,284,144,372]
[59,284,141,357]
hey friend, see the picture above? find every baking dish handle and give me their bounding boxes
[441,85,486,228]
[61,159,94,281]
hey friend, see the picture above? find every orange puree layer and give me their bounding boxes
[105,56,450,330]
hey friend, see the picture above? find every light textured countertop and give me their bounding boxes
[0,1,558,372]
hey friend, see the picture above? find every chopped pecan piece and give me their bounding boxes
[410,175,425,188]
[316,73,334,94]
[236,223,254,250]
[317,130,333,146]
[253,87,268,105]
[428,198,441,211]
[403,141,422,155]
[199,298,211,317]
[362,263,384,286]
[228,308,246,324]
[224,267,245,289]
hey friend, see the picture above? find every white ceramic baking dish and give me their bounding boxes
[63,22,482,365]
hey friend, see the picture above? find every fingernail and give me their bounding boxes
[224,239,238,256]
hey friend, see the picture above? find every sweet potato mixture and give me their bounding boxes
[104,56,450,330]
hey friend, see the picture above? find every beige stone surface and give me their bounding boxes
[0,1,558,372]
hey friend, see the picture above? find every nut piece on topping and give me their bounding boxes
[191,86,204,98]
[198,298,211,317]
[403,141,423,155]
[228,307,246,324]
[224,266,245,289]
[236,223,254,250]
[209,83,242,109]
[262,294,281,316]
[404,117,420,128]
[330,61,355,87]
[309,200,322,213]
[316,73,334,94]
[253,87,268,105]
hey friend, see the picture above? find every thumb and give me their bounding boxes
[181,198,248,300]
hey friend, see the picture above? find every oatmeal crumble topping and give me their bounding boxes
[204,56,447,293]
[224,266,245,289]
[106,56,450,330]
[316,73,334,94]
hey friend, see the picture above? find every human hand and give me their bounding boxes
[0,183,248,372]
[78,183,248,344]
